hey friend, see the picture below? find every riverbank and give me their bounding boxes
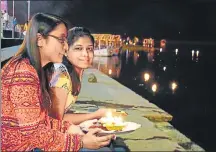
[72,68,204,151]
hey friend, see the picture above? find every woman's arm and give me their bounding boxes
[63,112,99,125]
[49,63,72,120]
[64,108,111,125]
[49,87,68,120]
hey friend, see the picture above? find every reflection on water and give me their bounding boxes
[175,48,178,55]
[93,56,121,78]
[92,43,216,151]
[147,51,155,63]
[133,52,139,65]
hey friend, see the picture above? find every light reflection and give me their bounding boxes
[92,47,192,96]
[133,52,139,65]
[92,56,121,78]
[196,50,199,57]
[192,50,200,61]
[160,48,163,52]
[152,83,157,92]
[144,73,150,82]
[126,50,129,64]
[147,51,155,63]
[175,48,178,55]
[192,50,195,56]
[139,83,144,86]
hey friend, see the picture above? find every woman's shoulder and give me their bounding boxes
[50,63,71,89]
[52,63,69,80]
[2,58,38,80]
[53,63,68,72]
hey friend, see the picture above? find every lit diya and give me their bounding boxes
[89,111,128,131]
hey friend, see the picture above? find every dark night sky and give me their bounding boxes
[7,0,216,40]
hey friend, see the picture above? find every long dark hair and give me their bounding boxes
[5,13,68,110]
[63,27,94,96]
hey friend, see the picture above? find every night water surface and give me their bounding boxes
[92,43,216,152]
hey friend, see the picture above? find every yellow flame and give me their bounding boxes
[152,84,157,92]
[106,111,112,118]
[108,69,112,75]
[171,82,177,90]
[144,73,150,81]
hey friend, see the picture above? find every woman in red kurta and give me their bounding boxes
[1,12,82,151]
[1,57,83,151]
[1,13,113,151]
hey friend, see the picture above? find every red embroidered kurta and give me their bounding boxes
[1,58,82,151]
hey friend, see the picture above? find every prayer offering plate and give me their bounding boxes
[79,119,141,135]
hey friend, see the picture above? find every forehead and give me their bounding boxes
[73,36,93,46]
[49,23,67,37]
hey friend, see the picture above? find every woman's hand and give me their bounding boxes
[67,124,85,135]
[94,108,116,119]
[82,128,114,149]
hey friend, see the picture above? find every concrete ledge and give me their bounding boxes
[1,45,20,62]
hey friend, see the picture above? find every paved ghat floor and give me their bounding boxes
[73,68,205,151]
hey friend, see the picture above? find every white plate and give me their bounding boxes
[79,119,141,135]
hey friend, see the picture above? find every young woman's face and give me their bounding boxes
[66,36,94,69]
[39,23,68,65]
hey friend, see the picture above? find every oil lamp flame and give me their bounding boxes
[171,82,177,91]
[108,69,112,75]
[152,84,157,92]
[144,73,150,81]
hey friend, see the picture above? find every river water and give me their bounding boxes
[92,43,216,151]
